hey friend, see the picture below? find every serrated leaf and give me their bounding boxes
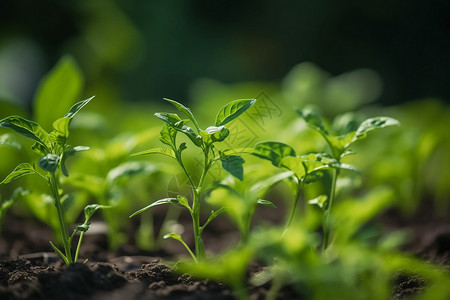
[252,141,296,167]
[215,99,256,126]
[220,155,245,181]
[34,56,84,130]
[256,199,277,208]
[129,198,178,218]
[0,134,21,150]
[84,204,110,221]
[164,98,200,132]
[0,163,39,184]
[353,116,400,141]
[0,116,51,148]
[131,148,176,159]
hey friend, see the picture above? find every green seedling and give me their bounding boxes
[130,98,256,262]
[297,106,399,250]
[0,97,109,264]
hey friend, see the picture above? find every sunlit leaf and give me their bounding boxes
[131,148,176,159]
[353,116,400,142]
[200,126,230,145]
[129,198,178,218]
[308,195,328,209]
[164,98,201,132]
[253,141,296,167]
[84,204,110,221]
[215,99,256,126]
[256,199,277,208]
[0,163,39,184]
[0,116,51,148]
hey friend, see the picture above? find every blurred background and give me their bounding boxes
[0,0,449,109]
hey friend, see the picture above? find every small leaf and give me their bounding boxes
[31,142,48,156]
[164,98,201,132]
[253,141,296,167]
[220,155,245,181]
[163,232,184,242]
[52,117,71,139]
[256,199,277,208]
[154,112,182,125]
[177,195,190,209]
[215,99,256,126]
[64,96,95,119]
[131,148,176,159]
[297,106,329,136]
[84,204,110,221]
[61,146,90,176]
[1,163,39,184]
[308,195,328,209]
[0,134,21,150]
[353,116,400,141]
[76,224,90,232]
[129,198,178,218]
[0,116,51,148]
[38,154,60,173]
[200,126,230,145]
[159,123,178,146]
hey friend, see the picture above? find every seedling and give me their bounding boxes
[0,97,109,264]
[130,98,255,262]
[297,106,399,250]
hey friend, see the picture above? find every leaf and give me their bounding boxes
[297,106,329,136]
[253,141,296,167]
[221,148,254,156]
[159,123,177,147]
[308,195,328,209]
[220,155,245,181]
[215,99,256,126]
[177,195,191,210]
[131,148,176,159]
[34,56,84,130]
[52,117,71,139]
[0,163,39,184]
[84,204,110,221]
[63,96,95,119]
[154,112,182,125]
[129,198,178,218]
[164,98,200,132]
[200,126,230,145]
[0,134,21,150]
[106,161,159,184]
[353,116,400,141]
[249,171,294,197]
[201,207,226,232]
[61,146,90,176]
[0,116,51,148]
[38,154,60,173]
[256,199,277,208]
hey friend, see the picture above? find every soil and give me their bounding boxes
[0,201,449,300]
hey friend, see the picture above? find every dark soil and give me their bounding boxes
[0,201,449,300]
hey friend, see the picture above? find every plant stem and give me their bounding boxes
[322,168,338,252]
[74,231,85,262]
[285,181,301,230]
[50,172,73,264]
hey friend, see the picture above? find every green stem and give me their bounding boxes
[50,172,73,264]
[74,231,85,262]
[285,181,301,231]
[322,168,338,252]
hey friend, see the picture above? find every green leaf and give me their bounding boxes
[34,56,84,131]
[61,146,89,176]
[159,123,177,147]
[252,141,296,167]
[63,96,94,119]
[200,126,230,145]
[154,112,182,125]
[308,195,328,209]
[256,199,277,208]
[164,98,201,132]
[0,116,51,148]
[52,117,71,139]
[177,195,191,210]
[297,106,329,136]
[38,154,60,173]
[249,171,294,197]
[215,99,256,126]
[220,155,245,181]
[0,133,21,150]
[163,232,197,263]
[84,204,110,221]
[106,161,159,184]
[0,163,39,184]
[129,198,178,218]
[201,207,226,232]
[76,224,90,232]
[353,116,400,142]
[131,148,176,159]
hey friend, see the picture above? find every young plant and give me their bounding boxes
[297,106,399,250]
[130,98,256,262]
[0,97,109,264]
